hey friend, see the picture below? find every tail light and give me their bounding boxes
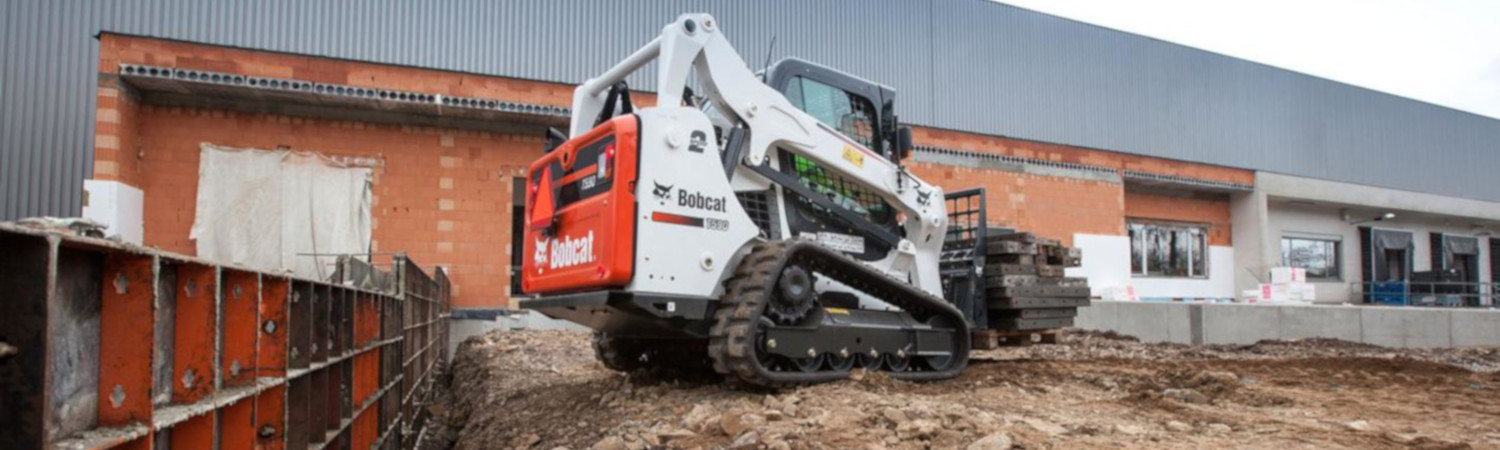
[598,143,616,179]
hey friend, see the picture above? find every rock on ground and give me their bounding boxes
[430,328,1500,450]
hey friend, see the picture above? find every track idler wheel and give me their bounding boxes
[920,316,961,371]
[769,265,816,324]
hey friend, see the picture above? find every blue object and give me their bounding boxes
[1370,282,1407,305]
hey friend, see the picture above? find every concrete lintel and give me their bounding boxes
[912,147,1121,183]
[117,66,569,135]
[1259,171,1500,222]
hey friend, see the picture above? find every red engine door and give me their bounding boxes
[521,116,639,294]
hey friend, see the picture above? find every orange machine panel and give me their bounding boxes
[522,115,639,294]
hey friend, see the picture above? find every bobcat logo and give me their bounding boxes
[916,188,932,206]
[653,182,673,200]
[533,237,549,266]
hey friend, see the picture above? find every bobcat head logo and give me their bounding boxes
[533,237,549,266]
[653,182,673,200]
[916,189,932,206]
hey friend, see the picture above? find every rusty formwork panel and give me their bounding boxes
[0,223,451,450]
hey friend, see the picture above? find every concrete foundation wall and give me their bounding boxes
[1076,300,1500,348]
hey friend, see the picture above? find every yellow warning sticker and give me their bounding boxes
[824,307,851,315]
[841,146,865,168]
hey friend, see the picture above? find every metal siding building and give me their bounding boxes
[3,0,1498,220]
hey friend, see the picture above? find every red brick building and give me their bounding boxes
[90,34,1252,311]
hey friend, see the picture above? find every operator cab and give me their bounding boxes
[757,58,916,261]
[765,58,911,162]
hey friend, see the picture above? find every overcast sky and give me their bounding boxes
[999,0,1500,120]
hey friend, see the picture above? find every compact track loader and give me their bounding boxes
[520,14,1086,387]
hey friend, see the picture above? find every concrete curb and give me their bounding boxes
[1076,301,1500,348]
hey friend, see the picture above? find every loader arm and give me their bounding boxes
[569,13,948,296]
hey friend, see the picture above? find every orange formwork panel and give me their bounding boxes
[353,351,378,408]
[255,385,288,450]
[171,261,217,405]
[352,407,378,450]
[259,277,290,378]
[222,269,260,388]
[99,254,157,428]
[3,224,449,450]
[220,396,256,450]
[169,411,215,449]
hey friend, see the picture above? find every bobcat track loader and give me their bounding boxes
[520,13,970,387]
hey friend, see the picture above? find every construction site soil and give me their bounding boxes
[422,329,1500,450]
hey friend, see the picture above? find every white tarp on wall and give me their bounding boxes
[191,143,372,280]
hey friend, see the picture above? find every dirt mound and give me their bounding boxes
[430,328,1500,450]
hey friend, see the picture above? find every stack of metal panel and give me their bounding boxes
[983,232,1089,338]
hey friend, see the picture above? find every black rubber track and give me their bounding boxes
[707,240,971,387]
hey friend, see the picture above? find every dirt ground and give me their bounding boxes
[422,329,1500,450]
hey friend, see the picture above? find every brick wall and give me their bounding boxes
[1124,190,1233,246]
[99,33,576,309]
[136,104,540,309]
[909,127,1248,247]
[93,81,142,186]
[908,163,1123,247]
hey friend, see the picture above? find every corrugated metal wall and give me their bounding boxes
[3,0,1499,220]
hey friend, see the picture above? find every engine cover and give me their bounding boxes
[521,115,640,294]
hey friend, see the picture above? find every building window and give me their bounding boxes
[1282,237,1341,280]
[1128,221,1207,278]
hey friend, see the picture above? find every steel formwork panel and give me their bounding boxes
[2,224,451,450]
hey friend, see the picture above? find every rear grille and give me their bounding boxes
[736,190,779,239]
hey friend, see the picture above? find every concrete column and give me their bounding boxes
[1229,188,1271,296]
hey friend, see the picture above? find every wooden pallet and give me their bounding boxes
[971,328,1062,349]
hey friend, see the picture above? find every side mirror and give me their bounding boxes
[543,127,568,153]
[895,126,914,161]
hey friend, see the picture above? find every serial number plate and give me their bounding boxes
[803,231,864,253]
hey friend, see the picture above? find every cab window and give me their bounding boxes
[786,76,877,149]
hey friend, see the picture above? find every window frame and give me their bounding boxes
[1280,235,1343,281]
[785,75,880,151]
[1127,219,1210,279]
[765,58,895,158]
